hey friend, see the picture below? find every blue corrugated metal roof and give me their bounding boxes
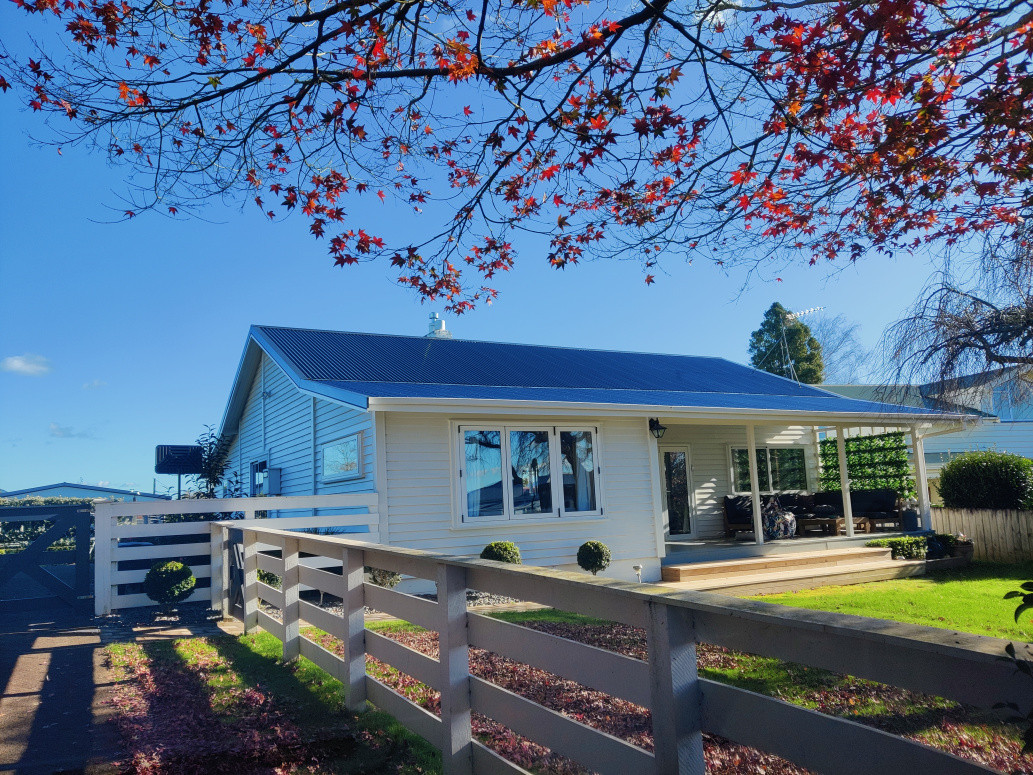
[248,325,949,417]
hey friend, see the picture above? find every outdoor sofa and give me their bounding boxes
[722,489,903,538]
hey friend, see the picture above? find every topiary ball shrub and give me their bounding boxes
[938,451,1033,510]
[364,566,402,588]
[480,541,521,564]
[143,560,196,605]
[576,541,611,575]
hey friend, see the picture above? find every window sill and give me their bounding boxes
[451,515,606,531]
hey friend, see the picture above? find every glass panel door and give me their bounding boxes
[661,447,693,537]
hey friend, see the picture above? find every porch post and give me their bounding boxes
[836,428,854,537]
[911,426,931,529]
[746,424,764,545]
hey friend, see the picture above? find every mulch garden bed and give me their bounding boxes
[315,618,1033,775]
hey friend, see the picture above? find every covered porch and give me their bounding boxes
[648,414,959,552]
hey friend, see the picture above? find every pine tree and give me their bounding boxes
[748,303,825,384]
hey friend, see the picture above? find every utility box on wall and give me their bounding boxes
[264,467,282,496]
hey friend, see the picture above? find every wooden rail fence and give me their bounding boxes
[216,522,1028,775]
[931,507,1033,563]
[93,493,379,615]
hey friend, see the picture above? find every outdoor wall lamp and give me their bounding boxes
[649,418,667,439]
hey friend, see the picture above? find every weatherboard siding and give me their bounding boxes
[924,421,1033,471]
[224,355,376,509]
[380,412,661,579]
[659,424,818,539]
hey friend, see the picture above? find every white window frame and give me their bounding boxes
[728,445,809,494]
[321,432,364,483]
[555,426,603,518]
[456,424,603,523]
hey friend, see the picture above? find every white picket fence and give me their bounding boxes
[216,522,1025,775]
[93,494,379,615]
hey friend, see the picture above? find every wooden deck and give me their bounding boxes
[660,546,927,596]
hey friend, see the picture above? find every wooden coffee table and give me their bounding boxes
[796,517,844,536]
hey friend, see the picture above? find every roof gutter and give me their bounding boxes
[365,396,965,426]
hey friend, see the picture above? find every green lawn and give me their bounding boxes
[107,632,440,774]
[748,561,1033,642]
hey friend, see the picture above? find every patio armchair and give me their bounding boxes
[722,495,756,538]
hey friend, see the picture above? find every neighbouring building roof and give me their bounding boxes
[822,384,998,417]
[219,325,964,436]
[0,482,171,500]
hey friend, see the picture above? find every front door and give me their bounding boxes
[660,446,694,537]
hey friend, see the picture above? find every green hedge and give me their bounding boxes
[866,536,927,559]
[938,450,1033,510]
[819,431,915,498]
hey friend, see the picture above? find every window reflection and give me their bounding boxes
[561,430,596,512]
[510,430,552,514]
[465,430,504,517]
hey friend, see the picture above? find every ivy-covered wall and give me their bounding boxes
[819,431,916,498]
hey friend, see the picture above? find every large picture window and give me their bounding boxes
[459,425,600,522]
[731,446,807,493]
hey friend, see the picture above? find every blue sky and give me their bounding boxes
[0,6,943,495]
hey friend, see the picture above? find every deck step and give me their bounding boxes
[660,547,892,582]
[662,559,927,596]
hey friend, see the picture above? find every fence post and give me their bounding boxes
[242,531,259,633]
[282,537,302,661]
[94,505,114,616]
[437,563,472,775]
[342,547,367,712]
[647,601,704,775]
[209,523,224,613]
[219,525,231,617]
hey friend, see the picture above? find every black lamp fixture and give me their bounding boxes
[649,418,667,439]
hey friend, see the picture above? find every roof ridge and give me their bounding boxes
[254,323,734,363]
[315,378,836,398]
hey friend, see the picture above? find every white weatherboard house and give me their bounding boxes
[218,324,963,584]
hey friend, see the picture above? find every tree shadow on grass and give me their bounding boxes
[122,637,324,774]
[922,560,1033,585]
[206,633,440,774]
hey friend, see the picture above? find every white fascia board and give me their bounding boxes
[216,333,264,439]
[365,396,964,426]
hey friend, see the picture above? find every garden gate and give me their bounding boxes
[0,504,93,609]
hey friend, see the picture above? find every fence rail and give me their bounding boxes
[931,507,1033,562]
[93,493,379,615]
[219,523,1023,775]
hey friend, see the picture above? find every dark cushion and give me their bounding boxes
[850,488,899,516]
[815,490,843,510]
[723,496,754,526]
[816,489,899,517]
[812,504,838,517]
[778,493,815,516]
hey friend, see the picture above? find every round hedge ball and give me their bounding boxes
[143,560,196,605]
[480,541,522,564]
[577,541,611,575]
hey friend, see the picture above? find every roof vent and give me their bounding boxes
[426,312,453,339]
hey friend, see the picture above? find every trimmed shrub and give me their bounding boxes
[938,451,1033,510]
[480,541,521,564]
[365,566,402,588]
[143,560,196,605]
[866,536,927,560]
[576,541,611,575]
[257,570,281,589]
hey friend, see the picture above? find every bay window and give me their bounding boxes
[460,425,600,521]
